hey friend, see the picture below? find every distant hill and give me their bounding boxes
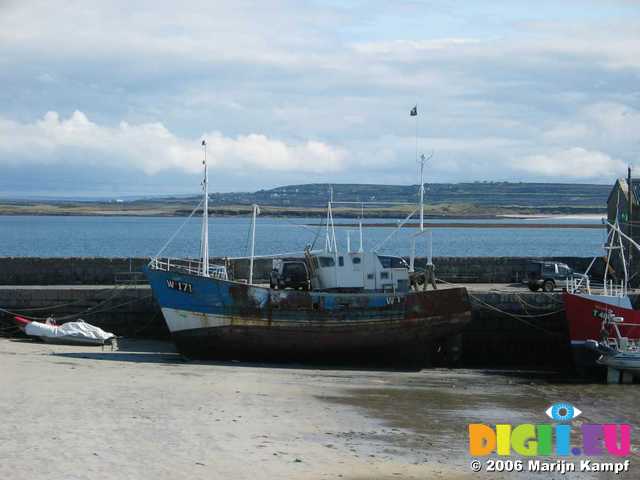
[208,182,610,210]
[0,182,611,217]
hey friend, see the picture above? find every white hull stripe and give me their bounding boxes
[161,308,231,333]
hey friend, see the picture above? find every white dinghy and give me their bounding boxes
[15,316,116,346]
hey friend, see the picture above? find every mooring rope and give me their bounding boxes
[512,291,564,309]
[52,294,153,320]
[0,284,147,322]
[0,293,154,337]
[467,294,562,336]
[435,278,563,336]
[5,283,136,313]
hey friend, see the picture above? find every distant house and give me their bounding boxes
[607,177,640,232]
[607,177,640,284]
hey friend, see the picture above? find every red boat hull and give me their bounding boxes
[564,292,640,368]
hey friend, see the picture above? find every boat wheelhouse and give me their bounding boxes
[307,251,410,292]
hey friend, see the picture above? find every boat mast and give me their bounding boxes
[200,140,210,277]
[409,157,425,273]
[249,204,259,285]
[359,203,364,253]
[325,205,332,252]
[325,185,338,254]
[421,153,434,267]
[328,201,338,255]
[628,165,633,272]
[420,153,426,232]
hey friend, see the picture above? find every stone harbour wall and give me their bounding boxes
[0,256,605,285]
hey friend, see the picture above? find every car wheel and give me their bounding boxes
[542,280,555,292]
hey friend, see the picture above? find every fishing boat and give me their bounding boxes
[144,142,471,362]
[563,219,640,369]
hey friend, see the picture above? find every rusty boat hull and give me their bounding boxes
[145,267,471,362]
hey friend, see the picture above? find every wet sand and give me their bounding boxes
[0,338,637,479]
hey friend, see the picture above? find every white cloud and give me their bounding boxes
[0,111,346,175]
[0,1,639,193]
[581,102,640,142]
[542,102,640,162]
[0,1,337,68]
[516,147,626,178]
[351,38,481,57]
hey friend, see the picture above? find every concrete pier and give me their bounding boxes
[0,256,592,368]
[0,283,570,368]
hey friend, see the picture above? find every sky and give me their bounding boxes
[1,0,639,197]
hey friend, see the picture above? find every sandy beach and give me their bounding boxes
[1,338,637,479]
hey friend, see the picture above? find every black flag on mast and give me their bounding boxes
[410,105,417,116]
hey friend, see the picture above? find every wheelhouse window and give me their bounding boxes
[338,256,344,267]
[352,257,361,265]
[380,272,389,279]
[378,256,407,269]
[319,257,335,267]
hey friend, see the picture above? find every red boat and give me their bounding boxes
[563,219,640,369]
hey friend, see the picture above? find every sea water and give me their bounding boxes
[0,215,605,258]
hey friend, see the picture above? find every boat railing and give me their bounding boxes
[567,274,591,294]
[149,257,228,280]
[566,275,628,297]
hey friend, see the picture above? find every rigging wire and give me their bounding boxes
[309,213,327,251]
[153,199,203,259]
[243,214,252,257]
[373,207,418,252]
